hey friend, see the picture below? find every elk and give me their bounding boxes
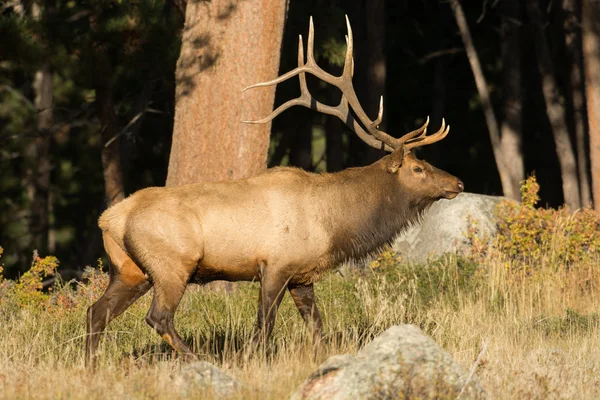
[85,16,463,365]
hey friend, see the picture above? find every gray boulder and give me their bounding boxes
[173,361,241,397]
[291,325,486,400]
[393,192,504,262]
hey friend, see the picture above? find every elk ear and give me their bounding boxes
[386,147,405,174]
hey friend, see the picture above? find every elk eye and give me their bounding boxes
[413,166,423,173]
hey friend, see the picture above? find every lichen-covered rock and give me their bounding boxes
[394,192,504,261]
[173,361,241,397]
[291,325,486,400]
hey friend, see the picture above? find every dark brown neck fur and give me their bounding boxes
[316,157,435,265]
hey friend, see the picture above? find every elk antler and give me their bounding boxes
[242,16,449,152]
[404,118,450,151]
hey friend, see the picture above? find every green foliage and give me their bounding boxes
[494,176,600,271]
[368,252,483,312]
[0,1,182,275]
[6,251,59,308]
[534,308,600,337]
[319,37,347,67]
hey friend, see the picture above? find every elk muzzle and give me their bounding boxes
[442,179,464,199]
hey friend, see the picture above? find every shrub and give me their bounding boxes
[77,260,109,303]
[7,250,59,308]
[494,176,600,272]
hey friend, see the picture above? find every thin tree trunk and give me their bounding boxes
[449,0,516,199]
[427,58,446,166]
[89,7,125,207]
[268,132,292,168]
[26,2,53,253]
[582,0,600,211]
[289,109,313,170]
[363,0,387,164]
[563,0,592,207]
[500,0,525,200]
[94,43,125,207]
[325,86,345,172]
[167,0,287,186]
[27,64,53,253]
[527,0,581,210]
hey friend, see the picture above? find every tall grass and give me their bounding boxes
[1,250,599,399]
[1,178,599,399]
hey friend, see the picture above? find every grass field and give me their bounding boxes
[1,245,599,399]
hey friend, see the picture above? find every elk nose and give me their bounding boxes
[457,180,464,192]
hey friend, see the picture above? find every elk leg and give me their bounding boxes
[145,277,197,361]
[288,283,323,345]
[86,235,152,367]
[251,262,288,347]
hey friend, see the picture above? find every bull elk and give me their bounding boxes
[85,16,463,365]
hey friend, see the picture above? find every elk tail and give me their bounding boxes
[98,198,136,249]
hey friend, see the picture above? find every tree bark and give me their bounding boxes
[562,0,592,207]
[26,2,53,253]
[325,85,345,172]
[288,109,313,170]
[362,0,387,164]
[27,64,53,253]
[527,0,581,210]
[93,42,125,207]
[89,7,125,208]
[167,0,288,186]
[449,0,515,199]
[582,0,600,211]
[499,0,525,201]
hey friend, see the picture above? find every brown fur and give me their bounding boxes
[85,149,463,365]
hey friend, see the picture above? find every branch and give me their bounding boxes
[103,108,163,148]
[419,48,464,64]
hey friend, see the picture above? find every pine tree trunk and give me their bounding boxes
[289,109,313,170]
[93,43,125,207]
[325,86,345,172]
[26,2,53,253]
[363,0,386,164]
[562,0,592,207]
[167,0,288,186]
[449,0,516,199]
[500,0,525,201]
[527,0,581,210]
[582,0,600,211]
[27,64,53,253]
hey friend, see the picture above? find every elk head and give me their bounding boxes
[244,16,463,199]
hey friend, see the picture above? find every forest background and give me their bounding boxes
[1,0,600,277]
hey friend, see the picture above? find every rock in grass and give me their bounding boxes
[394,192,503,261]
[291,325,487,400]
[174,361,240,397]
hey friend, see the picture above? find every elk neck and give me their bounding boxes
[318,157,435,264]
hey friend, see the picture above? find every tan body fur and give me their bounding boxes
[102,155,447,286]
[86,150,463,364]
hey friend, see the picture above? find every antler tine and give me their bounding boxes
[242,16,401,152]
[241,98,307,124]
[343,15,354,78]
[297,35,308,93]
[404,118,450,150]
[372,96,384,128]
[307,16,316,65]
[408,116,430,140]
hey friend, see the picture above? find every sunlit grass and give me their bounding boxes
[1,247,599,399]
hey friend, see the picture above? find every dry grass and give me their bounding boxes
[1,245,599,399]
